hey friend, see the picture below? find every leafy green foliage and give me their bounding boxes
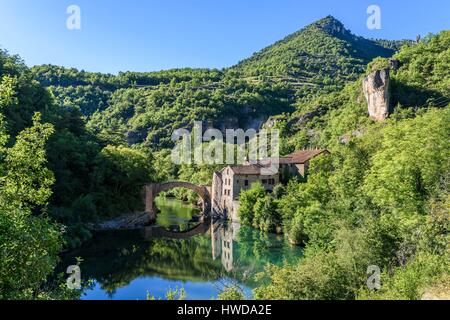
[91,145,155,216]
[218,285,246,300]
[253,195,282,233]
[358,252,449,300]
[32,16,402,152]
[393,31,450,96]
[0,106,75,299]
[1,49,158,248]
[238,182,266,226]
[230,16,396,99]
[86,79,292,150]
[1,113,55,208]
[254,32,450,300]
[1,18,448,301]
[147,286,186,300]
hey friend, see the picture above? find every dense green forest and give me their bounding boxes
[32,17,402,151]
[239,30,450,300]
[0,16,448,300]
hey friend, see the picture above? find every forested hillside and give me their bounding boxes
[32,16,403,151]
[230,16,399,94]
[237,30,450,300]
[0,49,157,246]
[272,30,450,153]
[1,15,448,300]
[3,16,436,245]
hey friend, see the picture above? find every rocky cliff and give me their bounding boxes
[363,68,391,121]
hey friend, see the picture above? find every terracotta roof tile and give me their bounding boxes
[225,149,328,175]
[230,164,262,175]
[286,149,327,164]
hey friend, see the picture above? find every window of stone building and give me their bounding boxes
[245,180,249,186]
[262,179,267,184]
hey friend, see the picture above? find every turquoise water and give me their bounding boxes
[61,198,302,300]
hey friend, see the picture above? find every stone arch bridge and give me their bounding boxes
[144,181,211,221]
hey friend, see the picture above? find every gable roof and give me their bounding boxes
[285,149,328,164]
[230,164,262,175]
[218,149,328,176]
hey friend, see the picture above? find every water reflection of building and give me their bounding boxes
[211,221,240,272]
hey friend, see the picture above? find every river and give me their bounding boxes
[60,198,302,300]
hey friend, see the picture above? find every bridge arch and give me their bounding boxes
[144,182,211,222]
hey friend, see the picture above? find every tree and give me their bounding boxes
[237,182,266,225]
[363,108,450,241]
[1,113,55,208]
[218,285,246,300]
[0,112,74,299]
[253,196,281,233]
[91,145,155,216]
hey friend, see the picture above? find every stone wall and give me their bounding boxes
[211,172,225,219]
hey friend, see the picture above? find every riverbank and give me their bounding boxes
[57,198,303,300]
[87,195,203,232]
[87,211,151,231]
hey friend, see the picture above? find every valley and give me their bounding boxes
[1,14,448,300]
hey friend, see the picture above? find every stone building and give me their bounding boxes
[212,149,328,221]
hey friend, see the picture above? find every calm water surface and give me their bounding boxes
[60,198,302,300]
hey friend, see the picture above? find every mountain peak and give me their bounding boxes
[310,15,349,36]
[231,15,396,89]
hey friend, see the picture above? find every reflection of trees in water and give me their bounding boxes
[233,226,303,276]
[209,222,303,288]
[61,231,223,295]
[59,222,302,297]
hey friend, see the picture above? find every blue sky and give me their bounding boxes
[0,0,448,74]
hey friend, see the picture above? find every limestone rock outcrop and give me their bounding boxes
[363,68,391,121]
